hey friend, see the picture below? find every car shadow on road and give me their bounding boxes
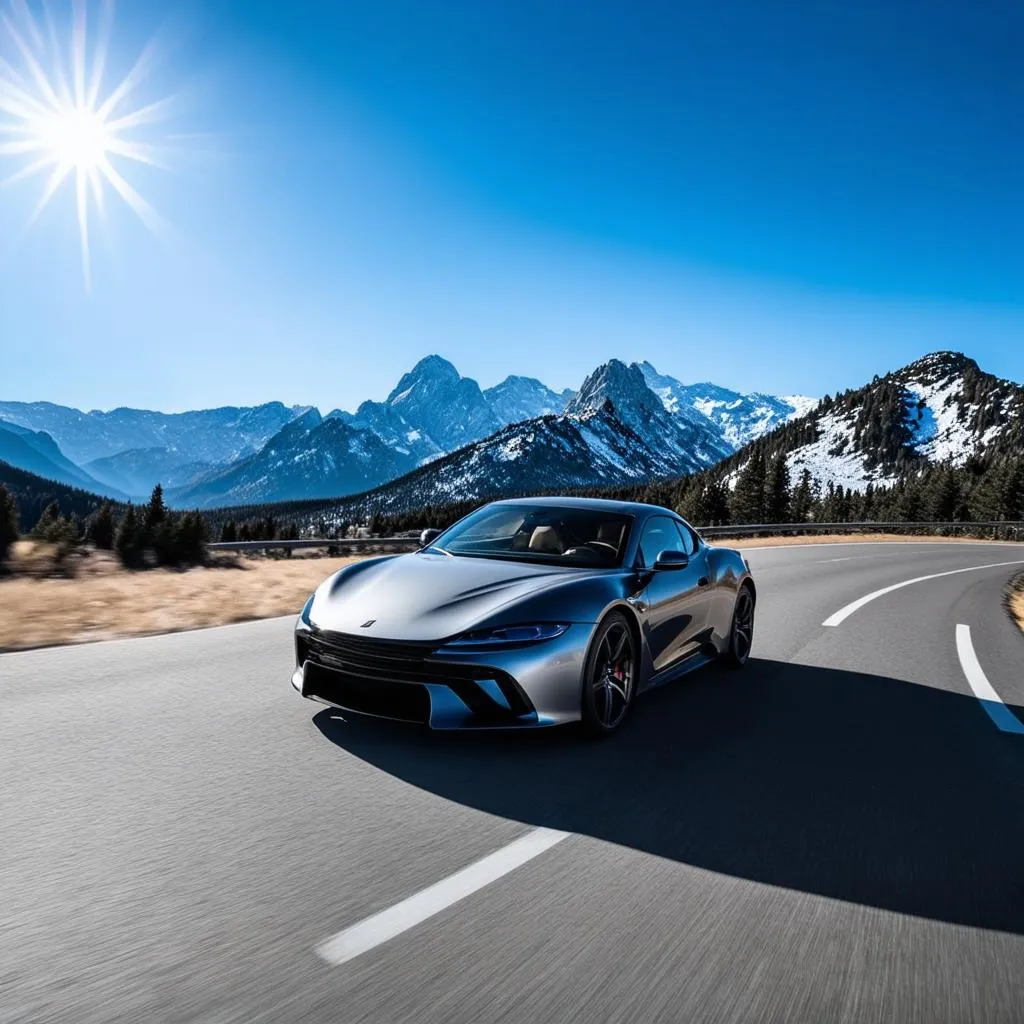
[312,658,1024,934]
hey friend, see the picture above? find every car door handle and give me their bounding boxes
[698,576,710,587]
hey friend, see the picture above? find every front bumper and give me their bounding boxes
[291,622,593,729]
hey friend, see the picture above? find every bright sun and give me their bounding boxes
[38,104,112,169]
[0,0,177,289]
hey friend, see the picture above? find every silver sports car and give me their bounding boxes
[292,497,755,735]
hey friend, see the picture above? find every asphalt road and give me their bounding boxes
[3,541,1024,1024]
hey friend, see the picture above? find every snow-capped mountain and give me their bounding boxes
[637,361,817,449]
[168,409,420,508]
[330,355,516,466]
[330,400,444,465]
[482,376,574,425]
[0,400,305,466]
[0,400,308,497]
[567,360,734,468]
[0,352,818,509]
[376,355,503,451]
[308,361,736,518]
[721,352,1024,493]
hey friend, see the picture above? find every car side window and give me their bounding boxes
[637,516,685,567]
[673,520,699,557]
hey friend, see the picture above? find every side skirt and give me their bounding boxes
[643,642,717,692]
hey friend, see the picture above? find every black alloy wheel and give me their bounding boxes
[724,585,755,668]
[581,612,636,736]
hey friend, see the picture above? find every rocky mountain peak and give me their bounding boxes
[386,354,461,403]
[567,360,658,418]
[895,351,979,386]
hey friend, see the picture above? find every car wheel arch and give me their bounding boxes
[584,602,646,692]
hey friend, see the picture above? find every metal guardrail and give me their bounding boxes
[207,521,1024,552]
[698,521,1024,538]
[207,537,422,552]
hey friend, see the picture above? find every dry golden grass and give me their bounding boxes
[2,532,1020,653]
[1011,589,1024,635]
[0,541,362,652]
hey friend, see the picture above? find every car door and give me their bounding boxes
[636,516,711,673]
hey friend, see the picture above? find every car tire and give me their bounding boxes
[581,611,637,737]
[722,584,755,668]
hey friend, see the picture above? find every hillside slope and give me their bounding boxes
[0,460,117,533]
[707,352,1023,492]
[0,421,125,500]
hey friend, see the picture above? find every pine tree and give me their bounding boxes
[144,484,167,532]
[701,478,731,525]
[926,468,960,522]
[790,469,814,522]
[730,450,767,524]
[176,512,208,564]
[968,457,1024,522]
[31,501,60,539]
[764,454,791,523]
[153,517,179,566]
[0,483,19,566]
[1002,458,1024,521]
[86,502,116,549]
[115,504,144,568]
[220,520,237,543]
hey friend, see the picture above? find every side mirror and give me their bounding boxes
[419,528,442,548]
[653,548,689,570]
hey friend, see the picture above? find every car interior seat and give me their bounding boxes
[528,525,563,554]
[596,521,623,551]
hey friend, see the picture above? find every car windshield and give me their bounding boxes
[432,504,632,567]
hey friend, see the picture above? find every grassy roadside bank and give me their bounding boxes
[1011,592,1024,633]
[1,534,1020,653]
[1008,573,1024,636]
[0,542,363,652]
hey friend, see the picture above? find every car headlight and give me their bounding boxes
[444,623,570,647]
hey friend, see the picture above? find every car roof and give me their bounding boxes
[489,495,677,518]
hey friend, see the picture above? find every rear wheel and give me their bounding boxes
[581,612,636,736]
[723,584,755,668]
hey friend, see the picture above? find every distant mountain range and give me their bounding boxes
[4,351,1021,525]
[0,356,814,507]
[0,400,305,500]
[282,350,1024,524]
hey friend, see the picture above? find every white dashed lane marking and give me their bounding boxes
[316,826,571,966]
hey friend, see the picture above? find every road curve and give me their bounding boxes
[2,541,1024,1024]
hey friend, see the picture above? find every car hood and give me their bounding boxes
[308,551,607,641]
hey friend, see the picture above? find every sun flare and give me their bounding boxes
[35,103,112,169]
[0,0,178,289]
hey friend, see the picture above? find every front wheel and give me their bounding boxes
[581,612,637,736]
[723,584,755,668]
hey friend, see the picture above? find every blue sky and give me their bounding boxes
[1,0,1022,413]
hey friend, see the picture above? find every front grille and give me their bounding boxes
[305,630,442,684]
[302,628,534,719]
